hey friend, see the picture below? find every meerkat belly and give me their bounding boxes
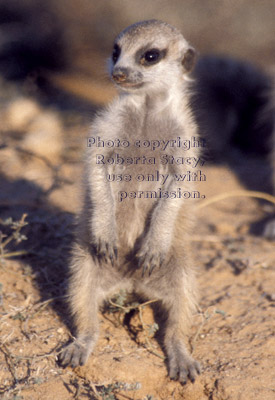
[110,154,169,248]
[105,110,184,248]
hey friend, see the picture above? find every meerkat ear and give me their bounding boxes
[182,47,197,73]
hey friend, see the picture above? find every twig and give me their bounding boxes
[1,213,28,248]
[1,250,28,258]
[108,298,159,313]
[22,295,68,338]
[0,342,63,361]
[0,344,18,384]
[138,299,160,308]
[198,190,275,209]
[89,382,101,399]
[116,392,135,400]
[0,295,67,321]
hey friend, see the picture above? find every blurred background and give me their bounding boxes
[0,3,275,399]
[0,0,275,84]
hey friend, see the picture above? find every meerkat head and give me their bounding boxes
[109,19,196,93]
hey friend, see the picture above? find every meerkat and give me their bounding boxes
[59,19,201,384]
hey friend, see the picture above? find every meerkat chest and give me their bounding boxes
[105,110,179,182]
[115,106,182,160]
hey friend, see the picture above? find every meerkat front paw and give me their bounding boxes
[92,237,118,265]
[91,220,118,264]
[136,249,166,276]
[136,237,168,276]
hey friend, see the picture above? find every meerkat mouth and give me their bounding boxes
[115,81,144,89]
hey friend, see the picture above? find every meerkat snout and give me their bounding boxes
[112,67,127,82]
[111,66,144,89]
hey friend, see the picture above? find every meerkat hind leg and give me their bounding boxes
[143,264,200,384]
[59,245,101,367]
[165,328,201,384]
[163,296,200,383]
[162,296,200,384]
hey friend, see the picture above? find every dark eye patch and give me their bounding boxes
[112,44,121,64]
[136,46,167,66]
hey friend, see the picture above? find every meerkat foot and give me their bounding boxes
[166,345,200,384]
[59,338,93,368]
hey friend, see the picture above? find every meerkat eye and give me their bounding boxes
[112,44,121,64]
[145,50,160,62]
[140,49,162,66]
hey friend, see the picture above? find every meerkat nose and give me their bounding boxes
[112,67,128,82]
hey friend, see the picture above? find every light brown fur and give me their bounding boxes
[60,19,201,384]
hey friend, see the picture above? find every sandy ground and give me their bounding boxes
[0,75,274,400]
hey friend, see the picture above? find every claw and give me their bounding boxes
[109,248,116,266]
[142,263,148,277]
[138,254,145,269]
[168,349,200,384]
[109,254,114,266]
[93,240,118,265]
[59,340,92,368]
[159,256,165,268]
[97,239,103,255]
[148,263,156,276]
[141,254,160,276]
[138,252,161,277]
[187,361,201,383]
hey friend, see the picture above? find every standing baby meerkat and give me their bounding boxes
[60,19,203,384]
